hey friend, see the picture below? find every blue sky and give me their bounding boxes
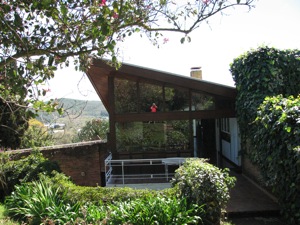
[47,0,300,101]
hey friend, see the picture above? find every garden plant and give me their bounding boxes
[1,152,236,225]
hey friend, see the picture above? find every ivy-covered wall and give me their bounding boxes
[230,46,300,224]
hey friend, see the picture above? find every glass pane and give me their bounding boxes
[116,120,190,152]
[114,78,138,113]
[191,92,215,111]
[139,82,163,112]
[165,86,189,112]
[165,120,190,151]
[116,122,143,152]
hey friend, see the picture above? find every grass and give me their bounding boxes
[0,204,19,225]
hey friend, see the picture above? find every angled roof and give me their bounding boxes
[87,59,237,112]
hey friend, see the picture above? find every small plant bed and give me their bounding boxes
[1,152,236,225]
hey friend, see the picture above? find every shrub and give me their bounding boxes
[230,46,300,137]
[107,196,204,225]
[253,95,300,224]
[45,171,159,204]
[1,150,60,196]
[230,46,300,224]
[172,158,236,225]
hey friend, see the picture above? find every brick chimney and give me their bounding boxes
[190,67,202,79]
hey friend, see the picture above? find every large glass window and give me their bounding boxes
[114,78,193,114]
[191,92,215,111]
[116,120,190,152]
[114,78,138,113]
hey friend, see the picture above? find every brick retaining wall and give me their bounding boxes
[8,141,109,187]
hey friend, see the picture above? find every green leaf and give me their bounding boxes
[60,4,68,16]
[14,13,23,27]
[27,63,33,69]
[284,126,291,133]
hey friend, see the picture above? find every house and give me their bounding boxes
[86,59,241,173]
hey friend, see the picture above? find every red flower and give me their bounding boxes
[99,0,106,6]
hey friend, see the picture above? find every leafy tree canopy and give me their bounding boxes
[74,119,109,142]
[0,0,254,149]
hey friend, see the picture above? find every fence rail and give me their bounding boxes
[104,153,186,185]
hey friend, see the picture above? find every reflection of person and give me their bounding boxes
[150,103,158,112]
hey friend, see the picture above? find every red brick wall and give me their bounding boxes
[9,141,109,187]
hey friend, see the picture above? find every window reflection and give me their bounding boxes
[116,120,190,152]
[140,82,163,112]
[114,78,138,113]
[114,78,215,114]
[191,92,215,110]
[164,86,189,111]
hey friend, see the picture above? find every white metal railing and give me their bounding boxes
[104,154,186,185]
[104,153,113,184]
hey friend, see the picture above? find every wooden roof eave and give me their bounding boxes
[86,65,110,111]
[86,59,237,114]
[89,59,236,98]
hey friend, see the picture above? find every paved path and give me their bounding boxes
[226,172,285,225]
[230,217,285,225]
[226,172,279,216]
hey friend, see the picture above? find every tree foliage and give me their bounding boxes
[74,119,109,142]
[0,0,254,149]
[20,118,54,149]
[0,99,28,149]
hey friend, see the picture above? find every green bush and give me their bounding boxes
[172,158,236,225]
[230,46,300,137]
[107,196,204,225]
[0,151,60,196]
[253,95,300,224]
[230,46,300,224]
[44,171,159,204]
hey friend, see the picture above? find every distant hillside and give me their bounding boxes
[58,98,108,118]
[37,98,108,123]
[35,98,108,145]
